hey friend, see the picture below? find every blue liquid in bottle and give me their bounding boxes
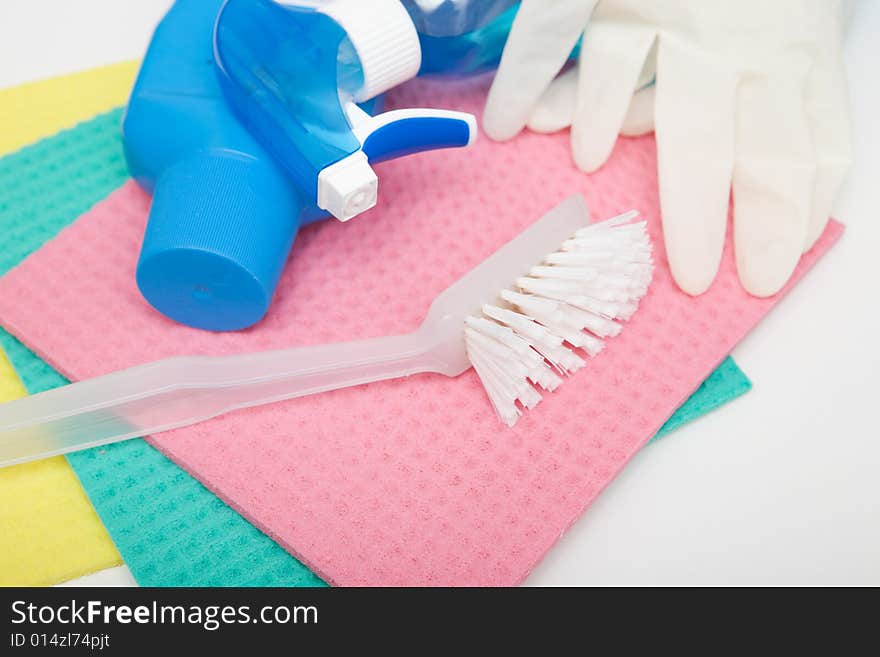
[401,0,521,77]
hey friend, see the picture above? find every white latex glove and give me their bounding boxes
[484,0,852,297]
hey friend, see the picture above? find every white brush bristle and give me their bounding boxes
[465,211,653,427]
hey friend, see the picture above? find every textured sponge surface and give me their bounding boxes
[0,79,838,585]
[0,63,138,585]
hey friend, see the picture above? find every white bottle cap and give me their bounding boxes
[317,151,378,222]
[319,0,422,102]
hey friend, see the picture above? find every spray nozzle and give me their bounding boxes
[214,0,477,222]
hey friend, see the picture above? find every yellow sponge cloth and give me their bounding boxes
[0,61,139,155]
[0,353,121,585]
[0,61,139,585]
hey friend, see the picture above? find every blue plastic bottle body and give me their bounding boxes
[124,0,511,332]
[124,0,322,332]
[126,0,477,332]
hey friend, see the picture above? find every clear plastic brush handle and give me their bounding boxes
[0,331,443,467]
[0,195,592,467]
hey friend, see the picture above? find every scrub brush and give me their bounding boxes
[0,195,652,467]
[465,203,652,425]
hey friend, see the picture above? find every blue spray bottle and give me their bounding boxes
[124,0,479,331]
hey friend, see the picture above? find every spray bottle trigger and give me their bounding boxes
[317,103,477,222]
[345,103,477,163]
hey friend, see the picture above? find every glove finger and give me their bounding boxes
[803,30,852,251]
[483,0,597,142]
[621,85,655,137]
[527,66,578,134]
[654,37,737,296]
[529,45,658,138]
[733,69,815,297]
[570,23,656,172]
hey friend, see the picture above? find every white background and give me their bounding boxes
[0,0,877,586]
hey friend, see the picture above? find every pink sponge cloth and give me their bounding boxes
[0,79,842,585]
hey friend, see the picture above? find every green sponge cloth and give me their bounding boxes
[0,109,749,585]
[656,357,751,439]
